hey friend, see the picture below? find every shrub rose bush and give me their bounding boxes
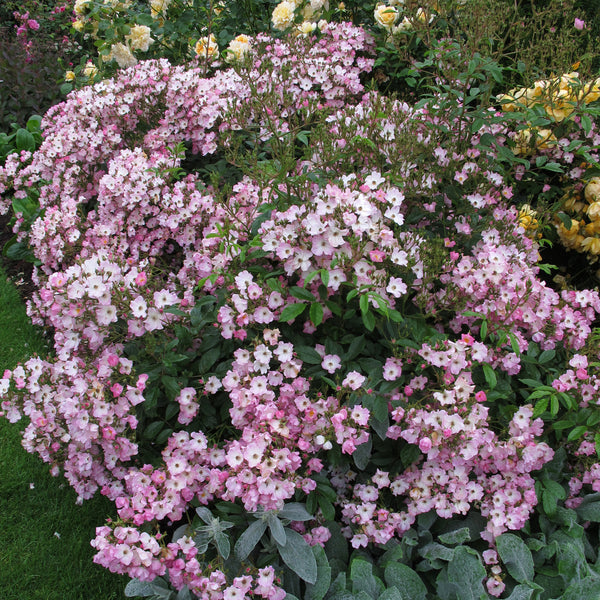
[2,4,600,600]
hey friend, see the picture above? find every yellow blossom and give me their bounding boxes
[296,21,317,36]
[64,70,76,82]
[374,4,399,29]
[581,236,600,255]
[194,34,219,60]
[83,61,98,78]
[72,19,85,31]
[74,0,91,16]
[108,43,138,68]
[126,25,153,52]
[584,178,600,203]
[225,34,251,62]
[150,0,171,18]
[586,201,600,221]
[272,1,296,30]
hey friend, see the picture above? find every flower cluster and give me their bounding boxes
[2,15,600,599]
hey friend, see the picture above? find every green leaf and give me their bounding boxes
[235,519,267,560]
[305,545,332,600]
[561,576,600,600]
[581,114,592,135]
[567,425,588,442]
[214,532,230,559]
[161,375,181,400]
[277,528,318,584]
[480,319,487,340]
[350,559,384,599]
[575,494,600,522]
[538,349,555,364]
[505,584,535,600]
[142,421,164,440]
[177,586,193,600]
[542,162,564,173]
[385,562,427,600]
[352,436,372,470]
[279,502,314,522]
[279,303,307,322]
[446,546,486,600]
[310,302,324,327]
[362,310,376,332]
[124,577,171,598]
[482,363,497,389]
[359,293,370,316]
[295,345,323,364]
[345,336,366,361]
[438,527,471,545]
[496,533,535,583]
[378,589,403,600]
[290,286,316,302]
[15,129,35,152]
[317,495,335,522]
[267,513,287,547]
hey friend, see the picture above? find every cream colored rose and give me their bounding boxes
[225,34,251,62]
[126,25,153,52]
[393,16,413,34]
[109,43,138,68]
[83,61,98,78]
[581,236,600,255]
[74,0,91,16]
[302,0,328,20]
[272,1,296,30]
[415,7,434,24]
[64,70,76,82]
[297,20,317,36]
[585,178,600,203]
[150,0,171,18]
[72,19,85,32]
[194,34,219,60]
[586,201,600,220]
[374,4,399,29]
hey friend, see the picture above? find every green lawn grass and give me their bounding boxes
[0,266,128,599]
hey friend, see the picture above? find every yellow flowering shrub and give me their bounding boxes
[556,178,600,262]
[499,71,600,129]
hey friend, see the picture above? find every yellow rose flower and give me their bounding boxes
[194,34,219,60]
[126,25,154,52]
[374,4,399,29]
[150,0,171,18]
[83,61,98,78]
[581,236,600,255]
[272,1,296,30]
[64,70,76,82]
[225,34,251,62]
[74,0,91,16]
[108,43,138,68]
[296,21,317,36]
[585,178,600,203]
[72,19,85,32]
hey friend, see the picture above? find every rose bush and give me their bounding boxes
[2,2,600,600]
